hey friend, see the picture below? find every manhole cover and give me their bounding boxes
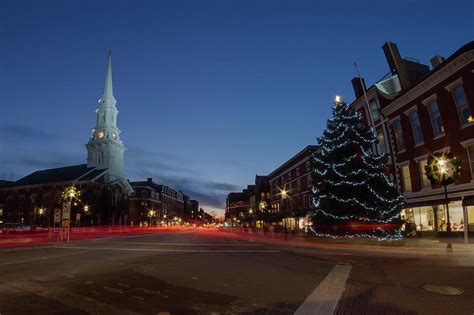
[423,284,463,295]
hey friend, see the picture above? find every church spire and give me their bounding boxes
[101,50,116,104]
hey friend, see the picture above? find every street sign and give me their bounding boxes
[54,209,61,223]
[62,202,71,220]
[62,219,70,228]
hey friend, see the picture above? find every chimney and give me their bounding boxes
[430,55,445,69]
[382,42,402,76]
[351,77,366,99]
[147,177,152,183]
[381,41,429,90]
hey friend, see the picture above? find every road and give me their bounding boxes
[0,229,473,314]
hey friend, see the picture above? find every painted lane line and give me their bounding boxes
[294,264,352,315]
[53,246,280,253]
[97,241,265,246]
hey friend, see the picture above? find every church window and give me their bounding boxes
[96,153,104,166]
[112,132,117,140]
[96,130,105,139]
[101,112,106,123]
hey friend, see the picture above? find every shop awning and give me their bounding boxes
[404,197,461,208]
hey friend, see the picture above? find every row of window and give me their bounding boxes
[270,193,312,212]
[273,161,312,187]
[272,174,313,197]
[400,143,474,192]
[393,83,472,151]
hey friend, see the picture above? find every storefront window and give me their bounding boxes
[433,202,464,231]
[402,202,464,232]
[468,206,474,232]
[447,201,464,231]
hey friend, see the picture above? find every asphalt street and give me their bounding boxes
[0,230,473,314]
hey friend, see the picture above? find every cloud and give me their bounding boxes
[0,123,53,144]
[0,130,235,211]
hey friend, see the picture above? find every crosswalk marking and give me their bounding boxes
[294,264,352,315]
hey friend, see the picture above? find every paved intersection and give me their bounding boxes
[0,230,473,314]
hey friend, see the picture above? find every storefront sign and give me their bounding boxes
[62,202,71,220]
[54,209,61,223]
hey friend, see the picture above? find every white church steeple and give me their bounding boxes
[86,51,132,193]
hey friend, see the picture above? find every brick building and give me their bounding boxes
[225,186,253,226]
[268,145,319,231]
[129,178,185,226]
[350,41,474,237]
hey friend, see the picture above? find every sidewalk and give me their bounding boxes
[219,228,474,250]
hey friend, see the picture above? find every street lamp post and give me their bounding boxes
[425,152,461,250]
[281,188,288,232]
[61,186,81,242]
[148,210,156,227]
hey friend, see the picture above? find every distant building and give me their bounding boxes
[225,187,252,225]
[349,41,474,237]
[129,178,185,226]
[268,145,319,231]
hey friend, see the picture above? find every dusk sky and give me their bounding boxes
[1,0,473,215]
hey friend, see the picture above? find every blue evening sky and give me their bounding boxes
[1,0,472,215]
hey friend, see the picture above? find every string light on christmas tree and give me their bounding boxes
[310,97,404,240]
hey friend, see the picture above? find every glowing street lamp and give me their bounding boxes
[425,152,461,235]
[148,210,156,226]
[62,186,81,203]
[334,95,343,105]
[38,207,45,216]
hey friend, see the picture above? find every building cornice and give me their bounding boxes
[382,49,474,117]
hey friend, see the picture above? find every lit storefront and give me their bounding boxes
[281,214,311,233]
[401,198,474,235]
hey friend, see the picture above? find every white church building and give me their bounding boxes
[0,53,133,226]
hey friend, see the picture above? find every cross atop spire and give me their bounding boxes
[101,49,115,104]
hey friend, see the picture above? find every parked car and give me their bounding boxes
[1,223,31,234]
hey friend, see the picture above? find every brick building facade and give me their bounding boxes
[350,41,474,237]
[268,145,319,231]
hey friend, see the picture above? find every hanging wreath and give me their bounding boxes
[425,152,462,186]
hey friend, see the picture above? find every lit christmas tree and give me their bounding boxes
[311,96,404,240]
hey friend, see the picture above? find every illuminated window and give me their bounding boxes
[401,165,412,192]
[419,159,431,188]
[112,132,117,140]
[376,128,387,154]
[96,130,105,139]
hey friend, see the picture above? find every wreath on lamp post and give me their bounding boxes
[425,152,461,186]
